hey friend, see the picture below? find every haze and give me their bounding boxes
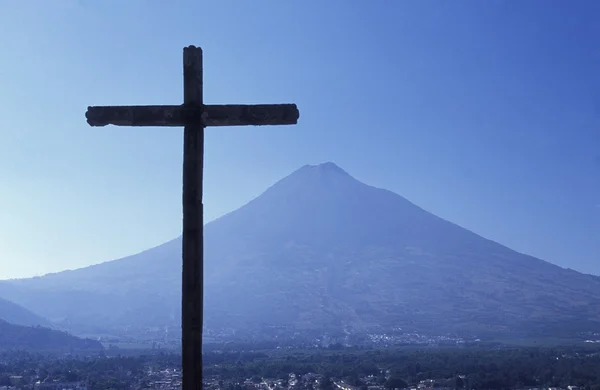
[0,0,599,279]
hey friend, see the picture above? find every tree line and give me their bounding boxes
[2,345,600,389]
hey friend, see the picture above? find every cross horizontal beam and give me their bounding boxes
[85,104,299,127]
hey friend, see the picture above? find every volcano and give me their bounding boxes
[1,162,599,340]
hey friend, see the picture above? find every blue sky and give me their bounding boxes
[0,0,599,278]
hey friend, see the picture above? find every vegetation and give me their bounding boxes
[0,352,146,390]
[3,345,600,389]
[200,345,600,389]
[0,320,103,353]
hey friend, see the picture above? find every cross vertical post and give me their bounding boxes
[182,46,204,390]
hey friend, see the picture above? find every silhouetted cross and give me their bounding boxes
[85,46,299,390]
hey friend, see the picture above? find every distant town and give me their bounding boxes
[1,344,600,390]
[98,329,483,353]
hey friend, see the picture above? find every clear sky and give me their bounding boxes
[0,0,599,279]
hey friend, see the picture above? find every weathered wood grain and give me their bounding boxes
[86,105,187,127]
[181,45,204,390]
[86,104,299,127]
[203,104,299,126]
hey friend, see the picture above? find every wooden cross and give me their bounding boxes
[85,46,299,390]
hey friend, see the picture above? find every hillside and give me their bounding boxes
[1,162,600,339]
[0,297,50,327]
[0,319,103,353]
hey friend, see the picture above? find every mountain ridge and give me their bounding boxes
[0,296,50,327]
[0,319,104,353]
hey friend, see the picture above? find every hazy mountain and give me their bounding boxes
[1,162,600,339]
[0,296,50,327]
[0,319,103,353]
